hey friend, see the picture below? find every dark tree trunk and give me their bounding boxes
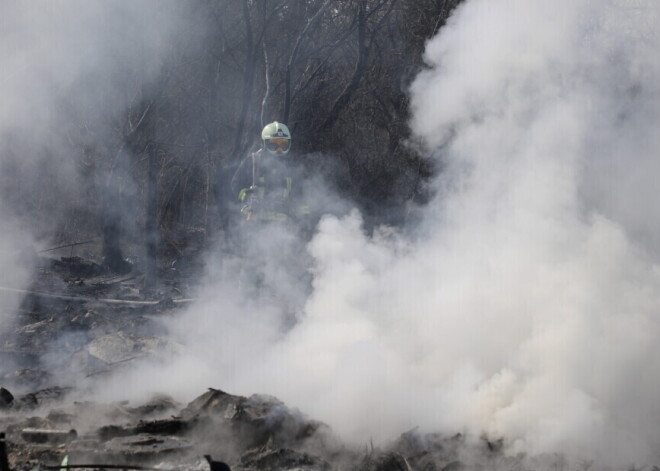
[101,208,129,274]
[144,141,159,286]
[319,0,370,132]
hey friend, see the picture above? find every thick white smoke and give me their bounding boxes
[98,0,660,466]
[406,0,660,461]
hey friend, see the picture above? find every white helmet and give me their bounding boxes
[261,121,291,155]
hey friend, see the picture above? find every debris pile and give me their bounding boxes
[0,253,514,470]
[1,382,509,471]
[0,386,327,471]
[0,254,186,387]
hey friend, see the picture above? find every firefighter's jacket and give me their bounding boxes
[231,149,309,222]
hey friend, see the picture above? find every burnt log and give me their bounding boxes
[20,428,77,445]
[0,433,10,471]
[0,388,13,409]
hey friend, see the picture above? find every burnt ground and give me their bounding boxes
[0,242,559,471]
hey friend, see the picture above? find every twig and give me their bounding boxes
[43,465,162,470]
[0,286,195,306]
[39,239,96,253]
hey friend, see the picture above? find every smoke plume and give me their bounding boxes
[116,0,660,466]
[408,0,660,461]
[6,0,660,467]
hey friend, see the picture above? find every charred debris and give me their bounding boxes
[0,251,506,470]
[0,384,499,471]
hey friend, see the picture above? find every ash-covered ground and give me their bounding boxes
[0,242,512,471]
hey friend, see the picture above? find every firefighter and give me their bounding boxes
[229,122,312,305]
[230,121,309,224]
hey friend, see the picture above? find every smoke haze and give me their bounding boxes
[0,1,188,334]
[126,0,660,466]
[4,0,660,467]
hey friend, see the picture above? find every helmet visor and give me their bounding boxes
[266,138,291,153]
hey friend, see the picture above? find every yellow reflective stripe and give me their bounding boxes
[238,188,248,202]
[254,211,288,221]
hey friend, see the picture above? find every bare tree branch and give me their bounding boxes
[319,0,370,131]
[230,1,259,158]
[283,0,333,124]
